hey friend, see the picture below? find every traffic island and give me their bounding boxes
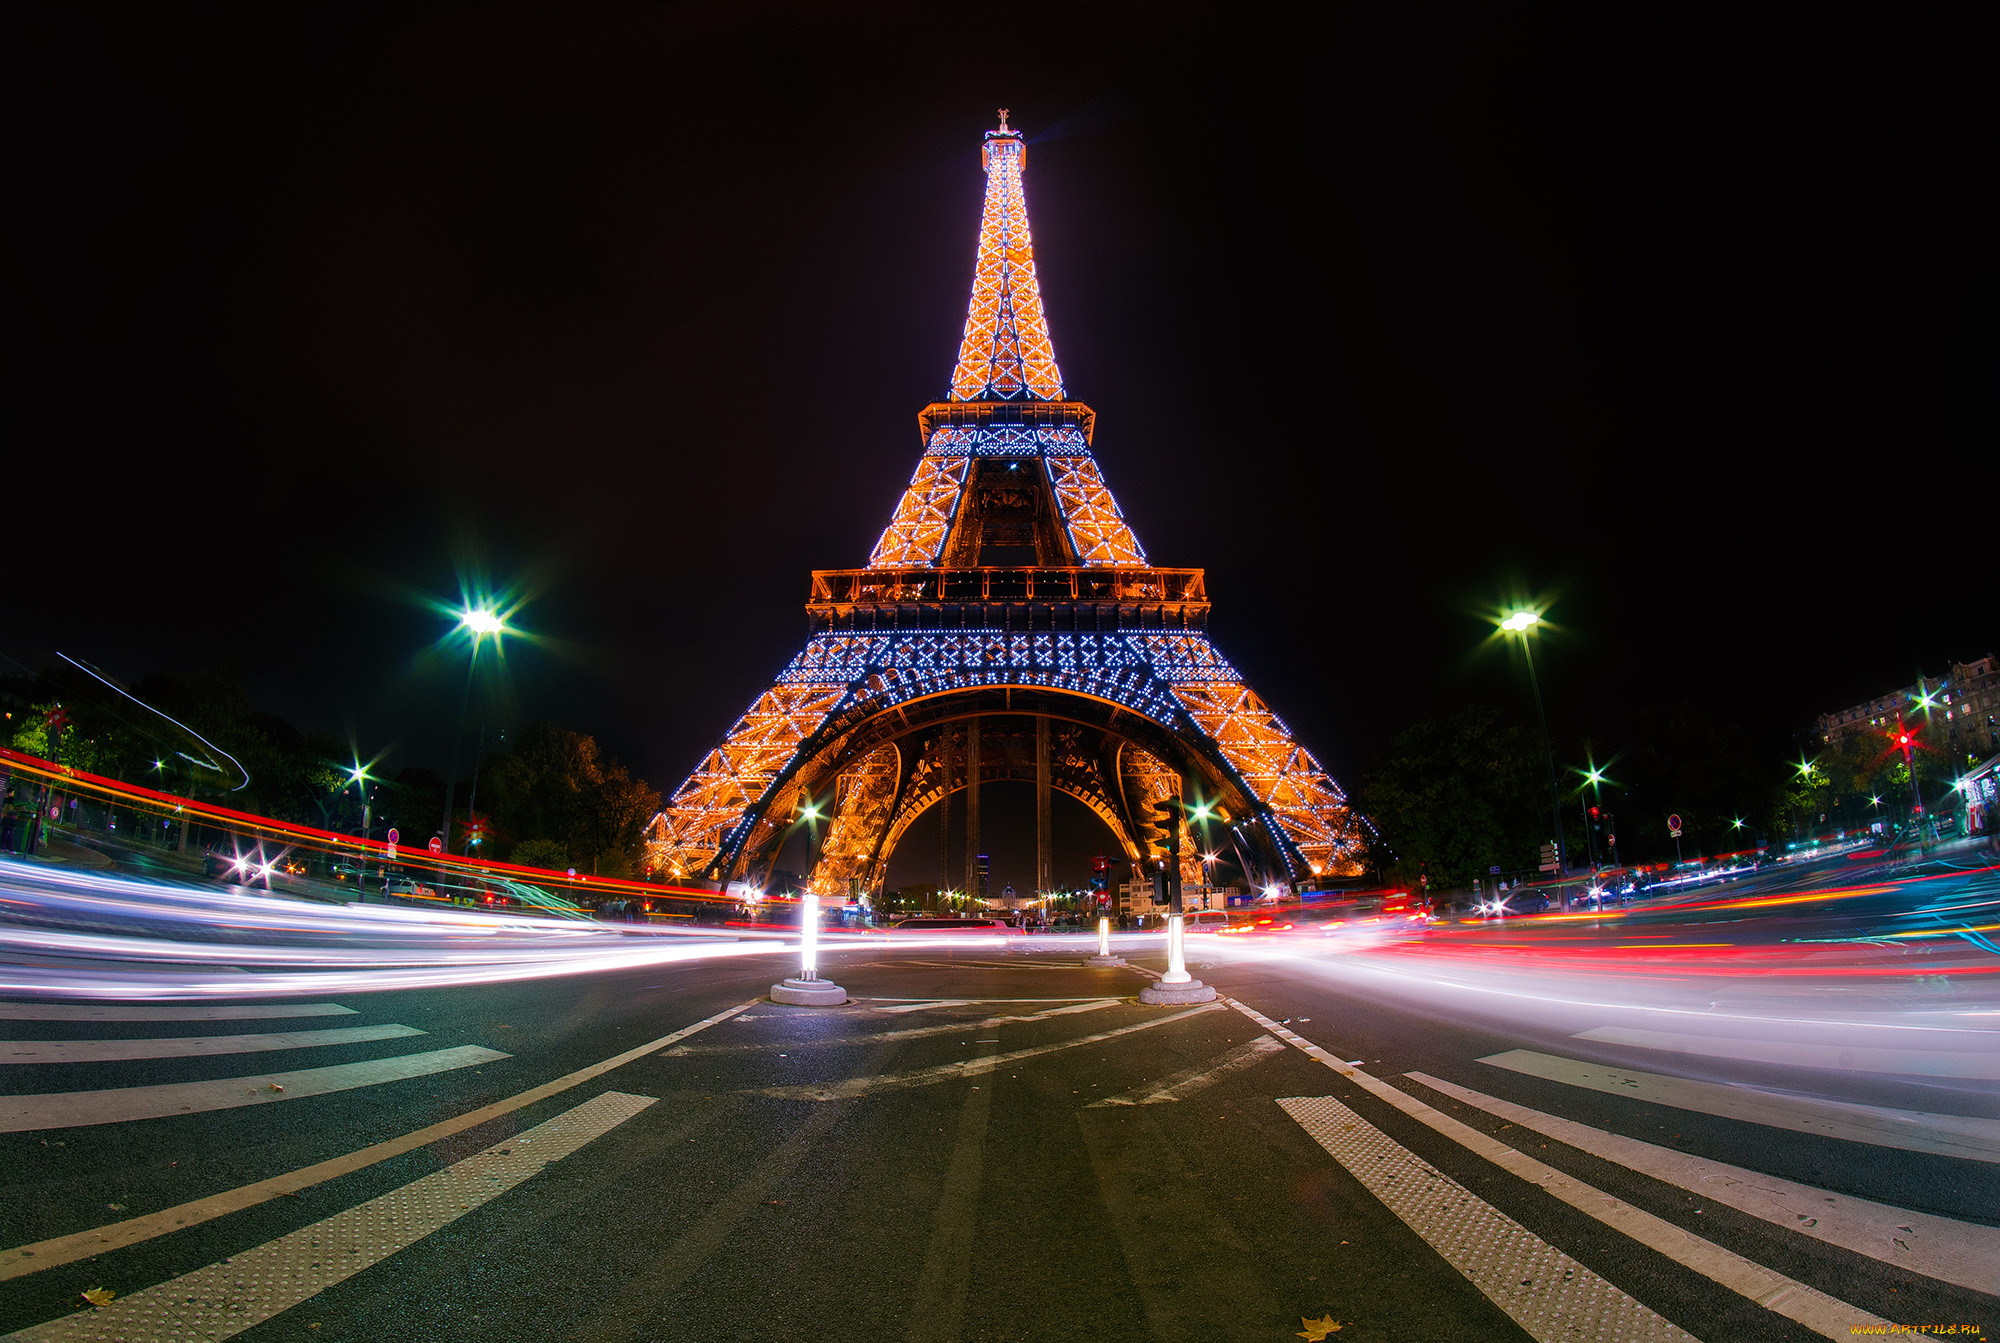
[1086,916,1126,966]
[770,976,847,1006]
[1139,912,1216,1003]
[1139,976,1216,1005]
[769,892,845,1006]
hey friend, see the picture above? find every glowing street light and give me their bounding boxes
[440,599,519,858]
[1499,607,1567,878]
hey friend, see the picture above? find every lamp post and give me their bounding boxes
[1501,610,1568,879]
[440,606,510,858]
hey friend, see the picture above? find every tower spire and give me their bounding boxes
[948,114,1064,401]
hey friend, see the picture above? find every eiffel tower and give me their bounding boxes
[644,112,1365,898]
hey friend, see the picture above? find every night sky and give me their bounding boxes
[7,5,1994,889]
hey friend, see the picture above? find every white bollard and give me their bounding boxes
[799,893,820,980]
[1161,913,1191,984]
[1087,914,1124,967]
[1139,910,1214,1004]
[770,892,846,1005]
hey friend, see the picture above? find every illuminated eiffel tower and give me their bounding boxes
[644,112,1364,897]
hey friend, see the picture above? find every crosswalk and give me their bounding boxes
[0,1002,504,1132]
[1238,998,2000,1341]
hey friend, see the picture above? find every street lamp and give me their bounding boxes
[796,797,824,893]
[440,604,513,857]
[1500,609,1568,879]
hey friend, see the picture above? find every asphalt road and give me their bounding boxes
[2,887,1996,1343]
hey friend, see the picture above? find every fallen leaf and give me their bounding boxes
[80,1288,115,1307]
[105,1204,125,1212]
[761,1200,786,1207]
[268,1084,285,1093]
[1297,1316,1342,1340]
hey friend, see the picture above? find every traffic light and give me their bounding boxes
[1148,798,1183,856]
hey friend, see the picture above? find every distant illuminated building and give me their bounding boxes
[644,112,1367,896]
[1816,655,1999,764]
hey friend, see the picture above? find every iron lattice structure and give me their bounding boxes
[646,115,1366,895]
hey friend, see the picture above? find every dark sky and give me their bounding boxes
[6,4,1994,889]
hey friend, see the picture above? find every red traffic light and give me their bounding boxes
[1588,806,1600,818]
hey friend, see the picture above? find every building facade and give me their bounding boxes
[1816,655,2000,767]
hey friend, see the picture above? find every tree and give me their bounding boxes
[1358,706,1544,888]
[509,838,570,871]
[476,724,661,876]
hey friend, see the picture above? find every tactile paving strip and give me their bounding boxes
[9,1090,656,1343]
[1278,1095,1695,1343]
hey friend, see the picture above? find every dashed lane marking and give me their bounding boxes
[669,998,1122,1056]
[1230,1000,1899,1341]
[1406,1069,2000,1295]
[1481,1049,2000,1164]
[1,1025,424,1064]
[0,1047,507,1132]
[1572,1025,2000,1081]
[0,1004,357,1022]
[1,1090,655,1343]
[1087,1034,1283,1107]
[757,1002,1225,1100]
[1280,1095,1693,1342]
[0,999,756,1279]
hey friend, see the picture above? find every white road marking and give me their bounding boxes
[759,1002,1226,1100]
[1088,1035,1283,1107]
[877,999,973,1012]
[670,999,1121,1056]
[0,999,755,1280]
[0,1003,356,1022]
[2,1090,655,1343]
[1,1024,423,1064]
[1408,1070,2000,1295]
[1280,1095,1693,1342]
[0,1046,507,1132]
[1229,1000,1897,1341]
[852,996,1115,1003]
[1573,1025,2000,1081]
[1481,1049,2000,1164]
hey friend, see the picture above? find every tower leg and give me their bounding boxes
[937,774,951,911]
[1036,715,1052,902]
[964,719,981,901]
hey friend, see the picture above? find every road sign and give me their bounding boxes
[385,827,399,861]
[428,837,443,855]
[1538,842,1559,872]
[1667,813,1682,837]
[387,828,400,845]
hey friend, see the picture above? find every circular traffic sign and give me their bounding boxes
[428,837,443,855]
[386,828,400,846]
[1666,814,1681,832]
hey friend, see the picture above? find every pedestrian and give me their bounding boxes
[0,800,16,855]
